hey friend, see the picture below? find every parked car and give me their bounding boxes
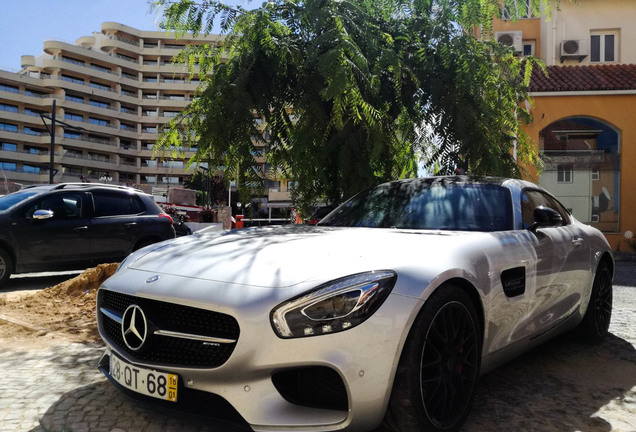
[96,176,613,432]
[0,183,176,285]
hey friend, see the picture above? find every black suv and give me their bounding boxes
[0,183,176,285]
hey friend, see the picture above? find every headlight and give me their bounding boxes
[271,270,397,338]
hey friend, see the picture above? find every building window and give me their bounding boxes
[23,165,40,173]
[89,117,109,127]
[116,53,137,63]
[90,63,111,73]
[61,56,85,67]
[557,164,573,183]
[0,103,18,113]
[90,81,110,91]
[64,131,82,140]
[0,84,19,93]
[66,94,84,104]
[88,134,110,145]
[591,31,618,63]
[61,74,84,85]
[89,99,110,109]
[25,146,44,154]
[0,162,17,171]
[25,108,44,117]
[25,89,46,98]
[25,128,45,136]
[592,169,600,181]
[523,41,535,57]
[1,142,17,152]
[0,123,18,132]
[65,113,83,122]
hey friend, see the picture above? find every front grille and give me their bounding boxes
[272,367,349,411]
[99,289,240,368]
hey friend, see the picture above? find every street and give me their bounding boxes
[0,265,634,432]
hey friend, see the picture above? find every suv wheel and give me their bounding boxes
[0,249,13,286]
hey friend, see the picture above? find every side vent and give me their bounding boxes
[560,39,588,63]
[501,267,526,297]
[495,31,523,53]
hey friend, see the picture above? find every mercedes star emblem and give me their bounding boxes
[121,305,148,351]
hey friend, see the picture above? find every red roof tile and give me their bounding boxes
[530,64,636,92]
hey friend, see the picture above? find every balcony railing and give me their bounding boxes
[113,35,140,47]
[117,54,138,63]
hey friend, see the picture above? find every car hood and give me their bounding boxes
[125,225,488,289]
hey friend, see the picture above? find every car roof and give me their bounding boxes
[21,183,146,194]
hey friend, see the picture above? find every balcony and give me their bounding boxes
[268,189,292,202]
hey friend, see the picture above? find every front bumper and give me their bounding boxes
[97,271,421,432]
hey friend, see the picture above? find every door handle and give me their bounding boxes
[73,226,89,232]
[572,237,584,246]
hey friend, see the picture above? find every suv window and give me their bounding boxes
[24,192,84,220]
[92,191,144,217]
[0,191,38,210]
[521,190,571,228]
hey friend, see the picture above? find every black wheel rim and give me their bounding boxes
[420,302,479,429]
[594,269,612,336]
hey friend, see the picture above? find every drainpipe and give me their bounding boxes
[552,7,558,65]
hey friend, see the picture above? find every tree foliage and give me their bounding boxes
[153,0,552,211]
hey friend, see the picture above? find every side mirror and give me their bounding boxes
[33,209,54,220]
[529,206,562,231]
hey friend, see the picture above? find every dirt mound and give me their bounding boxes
[0,263,118,347]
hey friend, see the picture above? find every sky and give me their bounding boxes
[0,0,169,71]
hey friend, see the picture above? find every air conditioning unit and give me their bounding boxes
[560,39,589,62]
[495,31,523,53]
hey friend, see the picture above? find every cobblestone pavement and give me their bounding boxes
[1,275,634,431]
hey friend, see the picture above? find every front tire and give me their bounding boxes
[576,262,612,344]
[0,249,13,286]
[385,285,482,432]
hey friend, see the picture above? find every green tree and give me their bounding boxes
[153,0,551,212]
[184,171,227,206]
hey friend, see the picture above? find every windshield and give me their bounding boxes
[0,191,39,211]
[319,178,513,231]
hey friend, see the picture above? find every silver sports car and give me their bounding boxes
[97,176,613,432]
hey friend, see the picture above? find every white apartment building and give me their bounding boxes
[0,21,291,212]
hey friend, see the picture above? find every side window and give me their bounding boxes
[25,193,83,220]
[521,190,571,228]
[92,191,141,217]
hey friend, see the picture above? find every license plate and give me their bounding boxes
[109,353,178,402]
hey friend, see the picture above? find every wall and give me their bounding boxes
[547,0,636,66]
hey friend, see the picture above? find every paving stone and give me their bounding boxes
[1,285,635,432]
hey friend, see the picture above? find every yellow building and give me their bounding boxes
[494,0,636,251]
